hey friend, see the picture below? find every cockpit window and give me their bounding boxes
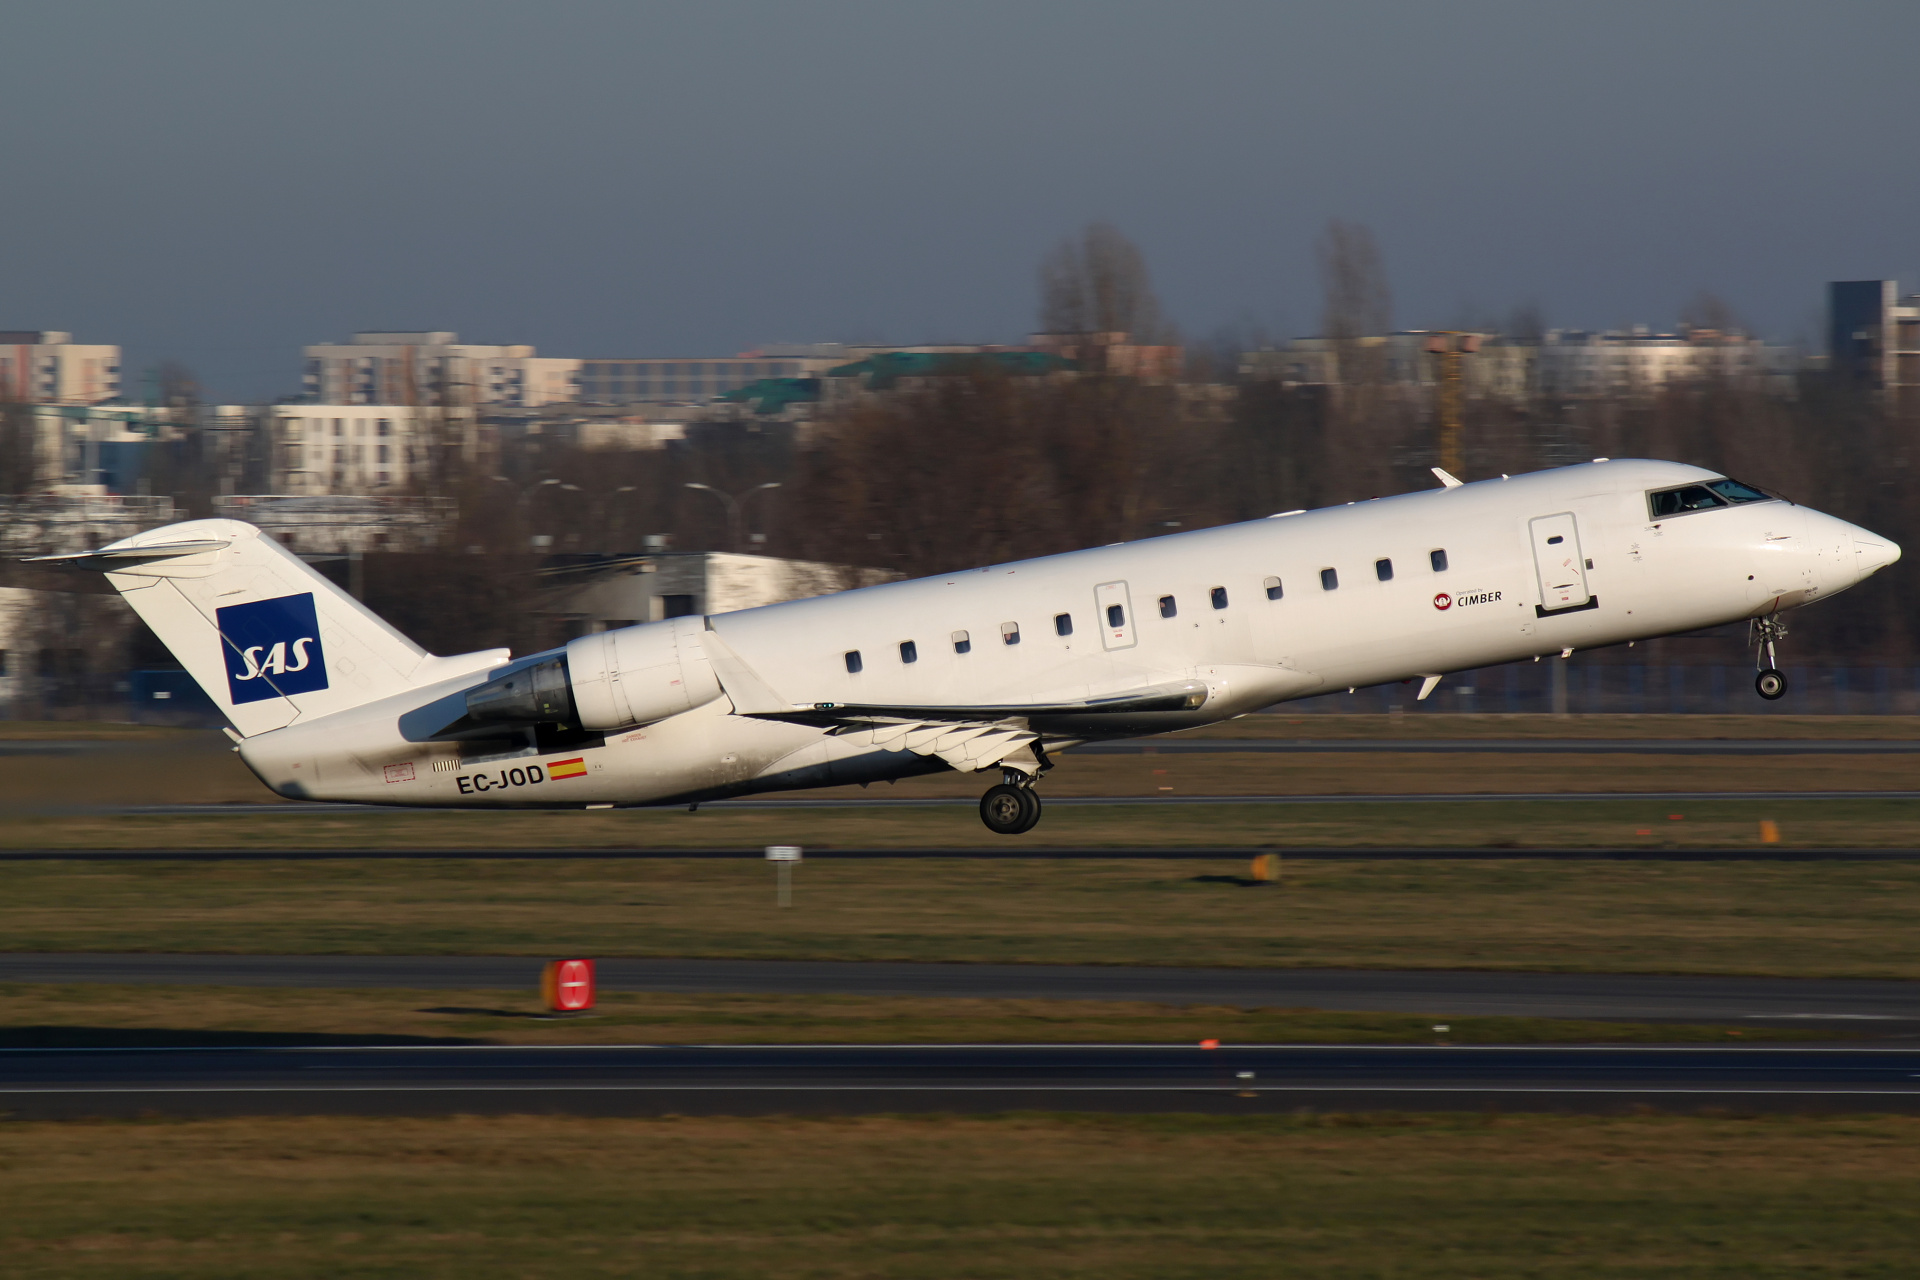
[1649,478,1776,519]
[1649,484,1727,518]
[1706,478,1771,505]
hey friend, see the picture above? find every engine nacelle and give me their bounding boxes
[463,616,724,731]
[563,615,724,730]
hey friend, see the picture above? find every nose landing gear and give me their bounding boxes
[1752,617,1789,701]
[979,770,1043,835]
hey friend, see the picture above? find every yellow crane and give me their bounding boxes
[1423,332,1481,477]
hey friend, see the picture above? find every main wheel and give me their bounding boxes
[980,784,1040,835]
[1756,668,1788,700]
[1011,787,1042,834]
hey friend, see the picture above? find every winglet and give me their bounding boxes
[1431,468,1463,489]
[1416,674,1443,701]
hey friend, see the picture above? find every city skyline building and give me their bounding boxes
[0,332,121,405]
[301,332,578,408]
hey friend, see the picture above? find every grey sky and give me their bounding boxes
[4,0,1916,400]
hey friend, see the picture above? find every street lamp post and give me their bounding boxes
[491,475,565,550]
[683,482,781,552]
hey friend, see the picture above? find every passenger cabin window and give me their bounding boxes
[1210,586,1228,609]
[1647,480,1769,519]
[1000,622,1020,645]
[1321,568,1339,591]
[1430,549,1448,572]
[844,650,863,674]
[951,630,971,654]
[1107,603,1125,628]
[1054,613,1073,637]
[1264,576,1282,600]
[1159,595,1177,618]
[899,640,917,664]
[1375,558,1393,582]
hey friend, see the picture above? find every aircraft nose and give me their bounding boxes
[1853,532,1901,579]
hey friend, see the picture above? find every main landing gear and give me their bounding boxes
[980,771,1043,835]
[1752,616,1789,701]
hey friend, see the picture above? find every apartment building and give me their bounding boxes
[1830,280,1920,403]
[303,331,578,407]
[267,404,476,495]
[0,331,120,405]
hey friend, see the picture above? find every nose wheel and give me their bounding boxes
[1751,617,1789,701]
[980,781,1042,835]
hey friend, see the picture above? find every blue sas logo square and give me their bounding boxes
[217,593,330,705]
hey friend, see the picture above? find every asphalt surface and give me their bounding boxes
[4,1043,1917,1117]
[6,954,1917,1025]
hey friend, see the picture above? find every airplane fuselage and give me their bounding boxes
[230,459,1895,811]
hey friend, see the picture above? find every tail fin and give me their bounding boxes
[32,518,507,736]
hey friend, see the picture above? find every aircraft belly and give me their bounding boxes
[261,698,819,809]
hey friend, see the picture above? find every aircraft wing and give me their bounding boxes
[760,680,1210,724]
[700,625,1206,772]
[743,681,1209,773]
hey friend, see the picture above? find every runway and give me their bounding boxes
[6,954,1917,1025]
[4,1042,1916,1117]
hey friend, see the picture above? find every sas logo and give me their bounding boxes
[216,593,330,705]
[1432,593,1452,611]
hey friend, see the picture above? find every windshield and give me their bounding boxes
[1648,477,1775,518]
[1706,478,1771,504]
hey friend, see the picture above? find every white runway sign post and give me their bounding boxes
[766,845,802,907]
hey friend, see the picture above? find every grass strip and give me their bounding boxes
[3,854,1919,977]
[3,796,1920,852]
[0,982,1835,1049]
[4,1112,1918,1278]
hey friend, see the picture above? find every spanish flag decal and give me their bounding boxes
[548,757,588,780]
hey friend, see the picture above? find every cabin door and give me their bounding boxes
[1094,580,1137,651]
[1528,513,1592,613]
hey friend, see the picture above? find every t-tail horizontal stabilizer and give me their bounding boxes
[24,518,507,738]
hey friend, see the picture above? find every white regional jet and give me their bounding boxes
[32,459,1900,834]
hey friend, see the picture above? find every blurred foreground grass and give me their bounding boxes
[4,854,1919,976]
[6,1112,1918,1279]
[0,982,1830,1048]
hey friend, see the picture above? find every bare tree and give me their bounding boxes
[1312,219,1404,495]
[1038,222,1169,344]
[1680,290,1743,337]
[0,394,40,494]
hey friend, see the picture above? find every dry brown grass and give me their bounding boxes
[3,853,1919,976]
[4,1112,1918,1278]
[0,792,1915,852]
[0,982,1828,1049]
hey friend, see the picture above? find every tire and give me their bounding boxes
[1756,668,1788,700]
[1011,787,1043,834]
[980,784,1039,835]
